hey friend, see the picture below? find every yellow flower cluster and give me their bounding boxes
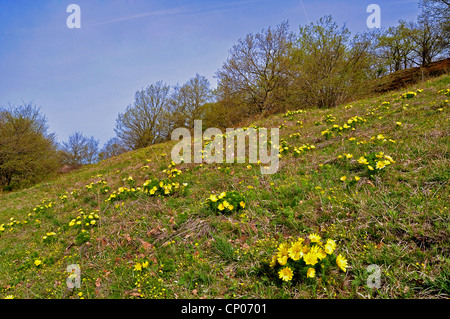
[162,161,183,178]
[438,88,450,97]
[68,209,100,228]
[106,175,187,202]
[85,180,110,194]
[143,180,186,196]
[357,152,395,173]
[370,134,396,144]
[293,144,316,156]
[279,139,290,155]
[163,168,182,178]
[134,261,150,271]
[283,109,305,118]
[207,191,246,214]
[278,139,316,158]
[401,91,417,99]
[42,232,57,243]
[269,233,347,282]
[324,114,336,123]
[321,115,366,139]
[32,201,54,214]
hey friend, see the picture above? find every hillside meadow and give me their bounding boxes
[0,74,449,299]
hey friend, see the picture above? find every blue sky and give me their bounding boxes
[0,0,420,146]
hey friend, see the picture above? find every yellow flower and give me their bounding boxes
[218,192,226,199]
[376,160,386,169]
[134,262,142,271]
[336,254,348,272]
[239,201,246,208]
[278,267,294,282]
[324,239,337,254]
[34,259,42,267]
[312,246,327,260]
[308,233,322,243]
[277,255,288,266]
[303,252,318,265]
[218,203,225,211]
[277,243,289,258]
[142,261,149,268]
[269,255,277,268]
[396,122,402,126]
[384,155,395,163]
[288,242,304,261]
[368,165,374,171]
[358,157,369,165]
[340,176,347,182]
[222,200,230,208]
[90,220,96,225]
[307,268,316,278]
[227,205,234,211]
[209,195,218,202]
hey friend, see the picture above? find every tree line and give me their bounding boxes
[1,0,448,190]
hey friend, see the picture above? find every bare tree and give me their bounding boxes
[409,20,448,66]
[98,137,129,161]
[216,21,295,115]
[376,21,415,73]
[168,74,212,130]
[115,81,170,150]
[60,132,99,165]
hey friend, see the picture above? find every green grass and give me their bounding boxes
[0,75,449,299]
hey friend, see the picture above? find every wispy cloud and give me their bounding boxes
[84,6,190,28]
[84,0,270,28]
[299,0,310,24]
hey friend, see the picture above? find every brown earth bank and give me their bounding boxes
[370,58,450,94]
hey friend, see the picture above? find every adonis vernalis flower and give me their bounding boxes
[303,252,318,265]
[336,254,348,272]
[278,267,294,282]
[277,255,288,266]
[308,233,322,243]
[288,241,304,261]
[324,239,337,254]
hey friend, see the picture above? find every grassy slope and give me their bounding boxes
[0,75,449,299]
